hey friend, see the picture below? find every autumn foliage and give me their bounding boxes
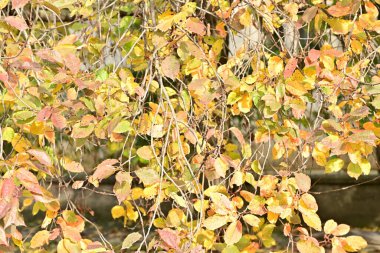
[0,0,379,252]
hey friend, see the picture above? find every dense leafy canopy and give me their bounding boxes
[0,0,378,252]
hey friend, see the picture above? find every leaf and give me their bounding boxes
[268,56,283,77]
[64,161,84,173]
[12,0,29,9]
[186,17,206,36]
[251,160,262,174]
[122,232,142,249]
[158,228,180,249]
[347,162,361,179]
[135,167,160,186]
[327,19,353,35]
[27,149,52,167]
[333,224,350,236]
[113,120,131,133]
[51,113,67,129]
[342,236,367,252]
[2,127,14,142]
[136,146,154,160]
[111,205,125,219]
[89,159,119,186]
[161,55,180,80]
[284,58,297,78]
[203,215,228,230]
[295,173,311,192]
[327,2,353,17]
[30,230,50,248]
[324,219,338,234]
[71,123,94,139]
[325,158,344,173]
[302,6,318,23]
[16,168,42,195]
[224,220,242,245]
[296,239,322,253]
[0,0,9,9]
[259,224,276,248]
[242,214,260,228]
[4,16,28,31]
[302,212,322,231]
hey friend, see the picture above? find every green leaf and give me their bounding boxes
[113,120,131,133]
[2,127,14,142]
[325,158,344,173]
[347,162,362,179]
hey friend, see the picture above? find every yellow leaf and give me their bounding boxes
[358,158,371,175]
[203,215,228,230]
[12,133,31,152]
[0,0,9,9]
[327,19,353,35]
[325,158,344,173]
[111,205,125,219]
[302,212,322,231]
[343,236,367,252]
[224,221,242,245]
[136,146,154,160]
[351,39,363,54]
[268,56,284,77]
[242,214,260,228]
[239,9,251,27]
[296,239,323,253]
[122,232,142,249]
[30,230,50,249]
[323,219,338,234]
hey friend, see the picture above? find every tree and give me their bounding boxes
[0,0,377,252]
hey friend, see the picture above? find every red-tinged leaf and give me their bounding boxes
[12,0,29,8]
[229,127,246,146]
[49,228,60,241]
[0,200,11,220]
[305,49,320,65]
[90,159,119,185]
[36,49,61,63]
[57,217,82,242]
[51,112,67,129]
[186,17,206,36]
[347,130,377,146]
[158,228,180,249]
[327,2,352,17]
[27,149,52,167]
[161,55,180,80]
[4,16,28,31]
[64,161,84,173]
[16,168,43,195]
[63,53,81,74]
[3,197,25,228]
[1,178,17,198]
[284,58,297,78]
[0,226,7,246]
[37,107,52,121]
[302,6,318,23]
